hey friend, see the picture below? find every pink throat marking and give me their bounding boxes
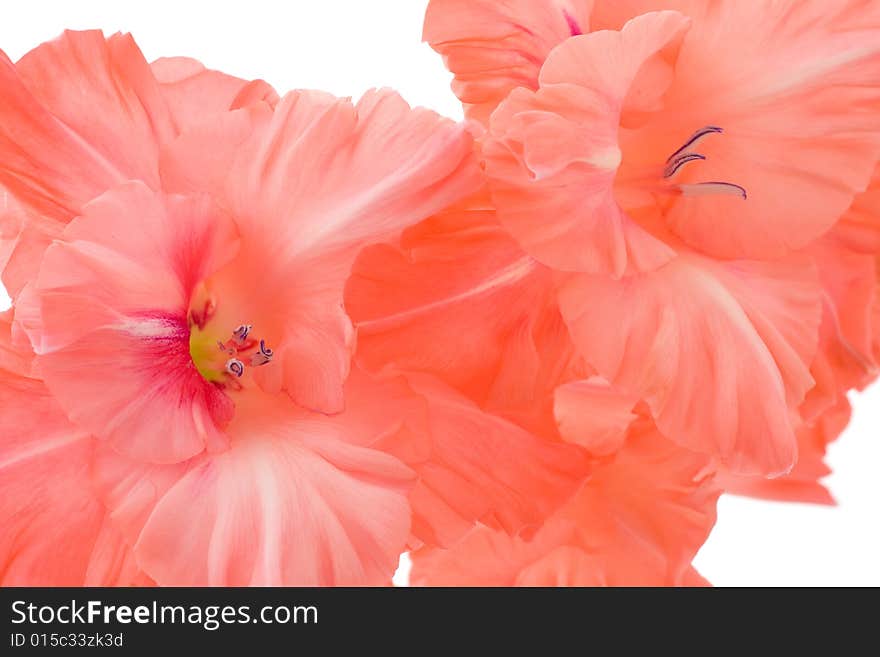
[563,10,582,36]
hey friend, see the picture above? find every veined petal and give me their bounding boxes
[658,0,880,258]
[412,422,718,586]
[0,31,174,223]
[720,400,852,506]
[558,252,822,475]
[93,390,414,587]
[0,366,142,585]
[229,88,481,259]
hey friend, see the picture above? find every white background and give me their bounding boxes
[1,0,878,586]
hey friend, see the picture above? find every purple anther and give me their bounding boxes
[664,153,707,179]
[666,126,723,163]
[679,181,748,200]
[249,340,274,367]
[232,324,252,344]
[225,358,245,377]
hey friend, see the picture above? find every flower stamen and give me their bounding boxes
[662,125,748,200]
[249,340,274,367]
[232,324,252,345]
[666,126,723,163]
[191,321,275,387]
[664,153,706,179]
[678,181,748,199]
[225,358,245,377]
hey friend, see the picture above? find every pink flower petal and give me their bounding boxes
[558,252,821,475]
[27,182,239,463]
[0,367,141,585]
[0,31,174,222]
[412,421,718,586]
[93,389,414,586]
[150,56,278,133]
[423,0,595,123]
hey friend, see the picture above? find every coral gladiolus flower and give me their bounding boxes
[425,0,880,265]
[423,1,880,477]
[0,31,591,585]
[480,6,880,272]
[1,0,879,588]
